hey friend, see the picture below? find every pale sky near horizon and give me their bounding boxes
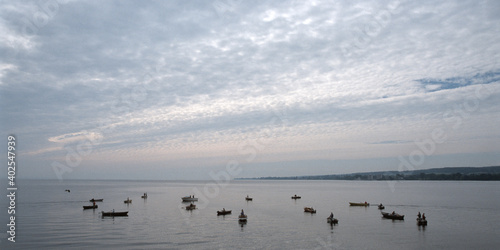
[1,0,499,180]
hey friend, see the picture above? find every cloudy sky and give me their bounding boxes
[1,0,499,180]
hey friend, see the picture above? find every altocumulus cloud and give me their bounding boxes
[0,0,499,179]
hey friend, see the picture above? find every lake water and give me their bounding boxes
[1,180,499,249]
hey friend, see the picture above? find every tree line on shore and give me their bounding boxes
[243,166,500,181]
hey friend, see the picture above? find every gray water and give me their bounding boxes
[1,180,499,249]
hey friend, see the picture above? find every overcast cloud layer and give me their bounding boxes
[1,0,499,180]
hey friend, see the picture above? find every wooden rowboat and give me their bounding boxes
[217,210,232,215]
[382,212,404,220]
[89,199,103,202]
[417,218,427,226]
[327,217,338,224]
[102,211,128,217]
[291,195,301,199]
[238,214,247,222]
[181,196,198,202]
[349,202,369,207]
[185,204,196,210]
[124,198,132,204]
[83,205,98,210]
[304,207,316,213]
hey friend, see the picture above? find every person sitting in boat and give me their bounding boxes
[392,211,395,215]
[241,209,245,215]
[93,201,96,207]
[422,213,426,220]
[418,212,421,219]
[222,208,225,212]
[329,212,334,219]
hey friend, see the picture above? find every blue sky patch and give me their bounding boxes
[416,70,500,92]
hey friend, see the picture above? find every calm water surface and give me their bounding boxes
[1,180,499,249]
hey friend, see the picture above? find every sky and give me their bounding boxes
[1,0,499,180]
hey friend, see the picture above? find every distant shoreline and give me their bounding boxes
[237,166,500,181]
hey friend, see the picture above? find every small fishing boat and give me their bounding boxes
[349,202,369,207]
[417,218,427,226]
[378,204,385,210]
[416,212,427,226]
[83,205,98,210]
[217,209,232,215]
[327,217,338,224]
[124,198,132,204]
[141,193,148,199]
[181,196,198,202]
[102,211,128,217]
[304,207,316,213]
[185,203,197,210]
[89,198,103,202]
[239,214,247,222]
[382,212,404,220]
[245,195,253,201]
[291,195,301,199]
[65,189,70,193]
[238,209,247,222]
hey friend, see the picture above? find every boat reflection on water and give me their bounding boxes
[239,219,247,230]
[239,209,247,229]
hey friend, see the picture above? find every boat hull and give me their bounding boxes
[238,215,247,221]
[327,217,338,224]
[217,210,232,215]
[89,199,103,202]
[381,212,404,220]
[417,218,427,226]
[83,205,98,210]
[349,202,369,206]
[182,197,198,202]
[102,211,128,217]
[304,207,316,213]
[185,205,197,210]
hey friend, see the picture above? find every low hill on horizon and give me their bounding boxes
[239,166,500,181]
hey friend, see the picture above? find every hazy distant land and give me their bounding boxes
[239,166,500,181]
